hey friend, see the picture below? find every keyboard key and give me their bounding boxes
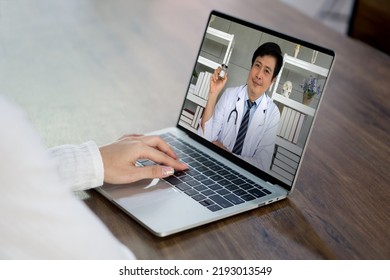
[225,174,238,180]
[180,156,194,163]
[211,165,224,172]
[206,163,219,169]
[263,189,272,195]
[218,179,231,187]
[231,178,245,185]
[202,161,215,167]
[201,179,215,186]
[192,194,207,201]
[209,174,223,181]
[224,193,245,205]
[187,152,199,157]
[240,183,253,190]
[174,171,187,177]
[252,183,264,190]
[196,156,208,163]
[208,205,223,212]
[201,189,215,196]
[188,161,202,168]
[241,194,256,201]
[199,199,214,207]
[233,189,247,196]
[203,170,216,177]
[165,176,182,185]
[226,184,240,191]
[193,174,207,181]
[186,169,200,177]
[218,169,230,176]
[186,180,201,187]
[209,194,234,208]
[248,188,267,198]
[194,184,208,192]
[208,183,222,191]
[185,189,199,196]
[181,148,192,154]
[180,157,194,164]
[179,174,193,182]
[197,166,209,172]
[176,182,191,191]
[216,189,230,195]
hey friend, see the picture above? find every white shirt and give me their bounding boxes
[0,96,135,259]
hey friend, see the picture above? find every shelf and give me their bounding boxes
[181,27,234,134]
[268,168,293,186]
[269,54,326,182]
[205,27,234,47]
[275,137,303,156]
[179,120,198,134]
[198,27,235,68]
[273,93,315,117]
[197,56,220,70]
[187,92,207,107]
[283,54,329,77]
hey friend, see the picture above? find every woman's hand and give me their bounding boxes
[99,134,188,184]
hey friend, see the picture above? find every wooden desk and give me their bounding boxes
[1,0,389,259]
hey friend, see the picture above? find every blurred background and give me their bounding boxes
[281,0,389,54]
[0,0,388,148]
[280,0,354,34]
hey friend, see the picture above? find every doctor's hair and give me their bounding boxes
[251,42,283,79]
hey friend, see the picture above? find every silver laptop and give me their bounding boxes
[97,11,335,237]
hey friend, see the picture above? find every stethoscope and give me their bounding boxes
[226,89,267,126]
[227,85,247,126]
[227,97,240,125]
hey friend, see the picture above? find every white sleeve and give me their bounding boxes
[198,116,215,141]
[198,89,230,141]
[48,141,104,192]
[0,96,135,259]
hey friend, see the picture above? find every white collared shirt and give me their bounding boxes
[242,92,263,125]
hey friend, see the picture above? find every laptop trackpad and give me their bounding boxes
[99,179,213,236]
[100,178,181,210]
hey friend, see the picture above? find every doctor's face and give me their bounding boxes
[247,55,276,101]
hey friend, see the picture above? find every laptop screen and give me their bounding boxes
[178,11,335,191]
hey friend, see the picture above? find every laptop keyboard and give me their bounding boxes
[138,133,272,212]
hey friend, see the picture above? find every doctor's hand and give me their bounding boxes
[99,134,188,185]
[209,66,229,97]
[201,67,229,131]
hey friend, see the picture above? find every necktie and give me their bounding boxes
[232,100,255,155]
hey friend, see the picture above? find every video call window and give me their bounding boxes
[178,15,334,187]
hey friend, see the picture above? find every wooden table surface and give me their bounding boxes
[1,0,389,259]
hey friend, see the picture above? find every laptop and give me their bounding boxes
[97,10,335,237]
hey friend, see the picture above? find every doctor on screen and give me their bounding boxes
[198,42,283,171]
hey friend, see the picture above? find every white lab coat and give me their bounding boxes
[199,85,280,171]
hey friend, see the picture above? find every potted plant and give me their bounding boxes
[300,75,322,105]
